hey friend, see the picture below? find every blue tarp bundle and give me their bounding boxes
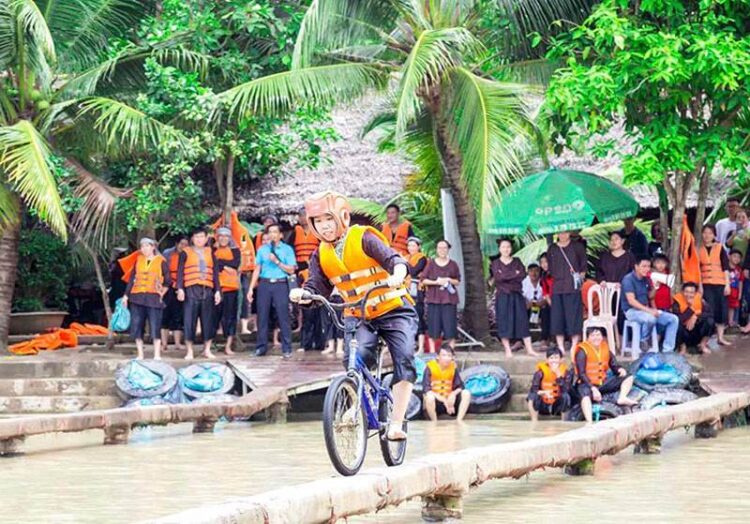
[126,361,163,390]
[180,366,224,393]
[465,374,501,398]
[110,298,131,332]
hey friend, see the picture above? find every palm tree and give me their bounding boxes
[0,0,198,350]
[274,0,598,339]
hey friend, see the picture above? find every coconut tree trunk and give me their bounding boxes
[224,152,235,223]
[0,222,21,352]
[431,116,490,341]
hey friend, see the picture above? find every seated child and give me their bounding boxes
[651,254,673,311]
[728,249,744,327]
[527,347,572,421]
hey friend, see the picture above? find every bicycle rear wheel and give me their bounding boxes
[323,375,368,476]
[378,392,408,467]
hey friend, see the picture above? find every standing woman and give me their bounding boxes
[596,231,636,284]
[700,225,731,345]
[214,227,241,356]
[406,237,429,355]
[122,238,169,360]
[491,239,539,358]
[421,240,461,353]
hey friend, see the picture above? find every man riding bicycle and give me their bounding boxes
[290,191,418,441]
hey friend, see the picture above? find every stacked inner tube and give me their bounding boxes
[638,388,698,410]
[628,353,693,391]
[115,360,178,400]
[459,365,511,414]
[178,363,237,399]
[383,373,422,420]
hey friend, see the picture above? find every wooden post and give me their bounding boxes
[695,419,721,439]
[564,458,595,476]
[634,436,662,455]
[0,436,25,456]
[193,417,219,433]
[266,401,288,424]
[421,494,463,521]
[103,425,131,445]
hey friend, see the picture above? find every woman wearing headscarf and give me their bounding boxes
[122,238,170,360]
[214,227,241,355]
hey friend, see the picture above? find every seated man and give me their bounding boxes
[423,346,471,422]
[672,282,715,355]
[575,327,637,424]
[621,255,679,352]
[527,347,572,421]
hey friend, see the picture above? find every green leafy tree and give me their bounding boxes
[546,0,750,276]
[0,0,201,350]
[262,0,598,338]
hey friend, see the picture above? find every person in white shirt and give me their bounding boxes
[716,197,740,248]
[522,263,546,327]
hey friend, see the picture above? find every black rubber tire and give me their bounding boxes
[179,363,237,398]
[378,393,408,467]
[638,388,698,410]
[382,374,422,420]
[115,360,178,399]
[629,353,694,391]
[459,364,512,414]
[565,401,624,422]
[323,375,368,476]
[602,385,649,405]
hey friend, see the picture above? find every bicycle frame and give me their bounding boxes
[346,342,392,432]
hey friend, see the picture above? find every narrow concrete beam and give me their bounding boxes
[0,436,25,456]
[564,458,595,476]
[421,494,463,521]
[634,436,662,455]
[193,417,218,433]
[103,424,131,445]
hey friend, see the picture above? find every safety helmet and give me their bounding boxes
[305,191,351,242]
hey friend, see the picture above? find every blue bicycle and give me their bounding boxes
[303,285,407,476]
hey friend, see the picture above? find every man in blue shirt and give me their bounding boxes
[621,255,678,352]
[248,224,297,358]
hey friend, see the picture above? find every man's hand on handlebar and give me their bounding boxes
[289,287,312,304]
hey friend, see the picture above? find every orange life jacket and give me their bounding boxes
[211,212,256,272]
[406,252,426,291]
[214,246,240,292]
[255,232,264,252]
[117,251,140,284]
[293,224,320,264]
[131,254,166,295]
[681,216,702,285]
[427,359,456,397]
[183,246,214,288]
[381,220,411,255]
[574,341,610,387]
[673,292,703,317]
[699,244,725,285]
[537,362,568,405]
[167,249,180,289]
[318,225,414,320]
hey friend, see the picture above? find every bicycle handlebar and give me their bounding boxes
[302,284,391,332]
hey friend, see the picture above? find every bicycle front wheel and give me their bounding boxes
[378,393,408,467]
[323,375,368,476]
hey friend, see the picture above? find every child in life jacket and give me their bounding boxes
[728,249,744,327]
[527,347,573,421]
[651,254,673,311]
[422,345,471,422]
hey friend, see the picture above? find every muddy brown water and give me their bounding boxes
[1,416,748,523]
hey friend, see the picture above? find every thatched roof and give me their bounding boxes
[233,98,731,221]
[233,96,414,222]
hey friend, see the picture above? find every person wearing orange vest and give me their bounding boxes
[527,347,572,421]
[422,346,471,421]
[177,227,222,360]
[699,224,731,346]
[381,203,414,256]
[159,236,188,353]
[290,191,417,441]
[672,282,715,355]
[122,238,170,360]
[289,209,324,352]
[214,227,241,356]
[406,237,428,355]
[574,327,636,424]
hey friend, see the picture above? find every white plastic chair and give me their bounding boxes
[583,283,620,353]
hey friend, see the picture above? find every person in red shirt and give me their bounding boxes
[651,254,673,311]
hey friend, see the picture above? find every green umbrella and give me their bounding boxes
[484,169,639,236]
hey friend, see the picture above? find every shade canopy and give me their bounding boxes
[484,169,639,235]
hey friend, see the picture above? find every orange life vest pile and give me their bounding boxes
[9,323,109,356]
